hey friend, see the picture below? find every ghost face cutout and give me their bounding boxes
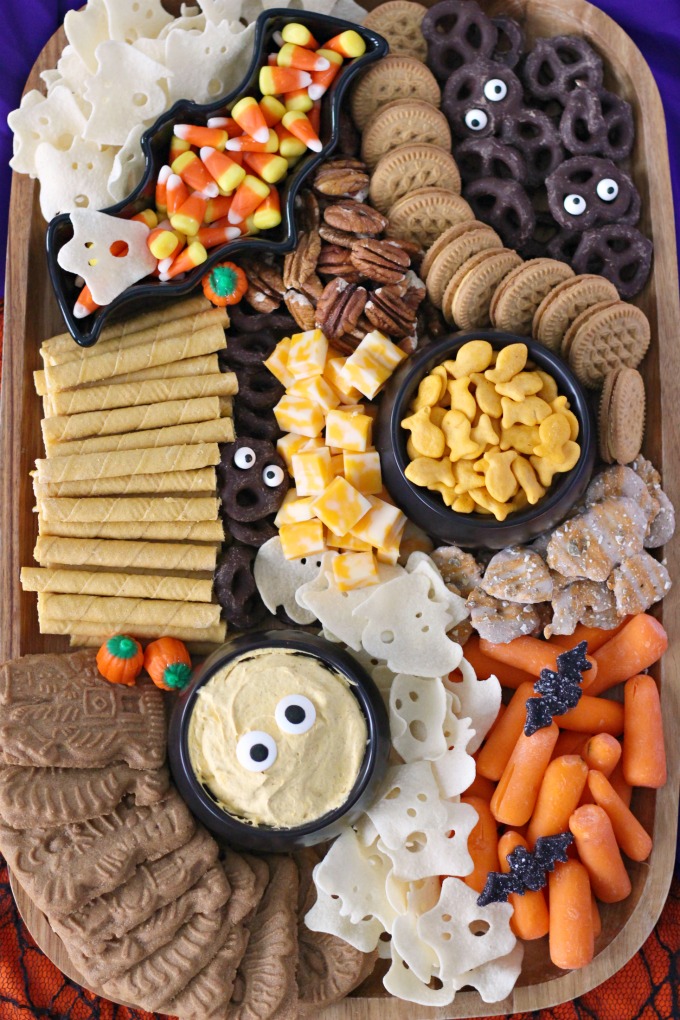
[218,437,289,522]
[442,58,523,140]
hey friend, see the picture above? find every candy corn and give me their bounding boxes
[282,110,322,153]
[208,116,242,136]
[228,175,270,224]
[159,240,208,281]
[131,208,158,229]
[168,134,191,163]
[308,100,321,135]
[259,66,312,95]
[277,42,330,72]
[171,150,219,197]
[196,221,242,248]
[166,173,190,217]
[281,22,320,49]
[274,122,307,158]
[242,151,288,184]
[324,29,366,58]
[147,225,184,261]
[204,194,233,223]
[231,96,270,144]
[73,283,100,319]
[200,146,247,194]
[259,95,286,127]
[170,191,208,236]
[155,164,172,214]
[225,129,279,153]
[252,186,282,230]
[309,48,343,100]
[284,88,314,113]
[174,123,228,149]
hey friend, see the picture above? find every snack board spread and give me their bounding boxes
[3,0,676,1014]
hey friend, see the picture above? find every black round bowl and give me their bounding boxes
[168,629,390,851]
[375,329,596,549]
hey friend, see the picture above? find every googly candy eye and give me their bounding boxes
[236,731,277,772]
[275,694,317,734]
[262,464,285,488]
[465,108,489,131]
[233,446,256,469]
[563,193,587,216]
[596,178,619,202]
[483,78,508,101]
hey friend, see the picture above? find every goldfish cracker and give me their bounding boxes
[264,337,295,388]
[530,442,580,486]
[406,436,419,461]
[276,432,308,471]
[273,394,325,437]
[287,328,328,380]
[412,373,446,411]
[470,487,512,521]
[350,495,405,549]
[536,369,559,403]
[325,409,373,452]
[430,405,447,428]
[448,377,476,420]
[333,551,379,591]
[274,490,317,526]
[312,476,371,537]
[512,456,546,505]
[279,519,325,559]
[470,413,500,450]
[401,407,446,459]
[291,448,334,496]
[495,371,544,401]
[343,451,382,495]
[481,449,518,503]
[441,410,483,461]
[428,482,457,506]
[470,373,503,417]
[485,343,528,383]
[444,340,494,379]
[501,395,552,429]
[404,456,455,489]
[534,413,573,464]
[453,459,486,494]
[289,375,340,413]
[500,423,540,455]
[453,492,475,513]
[552,395,580,440]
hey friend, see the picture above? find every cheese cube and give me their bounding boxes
[292,448,334,496]
[340,331,407,399]
[376,515,407,564]
[343,451,382,494]
[301,437,327,451]
[311,476,371,537]
[350,495,406,549]
[362,330,408,372]
[279,519,325,560]
[276,432,307,473]
[326,530,373,552]
[286,328,328,380]
[290,374,341,413]
[330,453,345,477]
[332,551,379,591]
[274,489,317,527]
[323,357,362,404]
[325,409,373,452]
[273,394,325,438]
[263,337,295,388]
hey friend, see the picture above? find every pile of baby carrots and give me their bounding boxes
[455,612,668,970]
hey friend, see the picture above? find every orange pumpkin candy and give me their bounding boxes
[144,637,193,691]
[201,261,248,306]
[96,634,144,686]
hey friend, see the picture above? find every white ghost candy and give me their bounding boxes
[383,947,456,1006]
[57,210,156,305]
[9,87,88,177]
[102,0,174,43]
[314,829,396,932]
[389,675,448,763]
[35,139,116,220]
[406,551,469,627]
[64,1,110,73]
[253,536,323,625]
[454,942,525,1003]
[444,655,502,754]
[366,762,448,851]
[164,20,255,104]
[108,123,147,202]
[304,882,384,953]
[378,800,476,882]
[431,712,476,799]
[84,41,172,145]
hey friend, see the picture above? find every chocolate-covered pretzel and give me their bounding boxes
[233,404,281,444]
[491,17,525,68]
[421,0,498,81]
[463,176,536,249]
[499,108,565,187]
[522,35,603,102]
[572,225,653,299]
[227,301,295,335]
[218,437,289,523]
[442,58,523,139]
[228,515,279,548]
[219,329,278,368]
[521,210,563,261]
[454,136,526,185]
[214,544,267,630]
[546,156,640,230]
[234,364,285,412]
[546,225,582,265]
[560,86,635,161]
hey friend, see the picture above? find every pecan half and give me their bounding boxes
[323,200,388,236]
[364,284,417,339]
[313,159,370,200]
[299,272,324,302]
[283,230,321,291]
[315,279,367,340]
[319,223,357,249]
[242,261,285,312]
[384,235,422,267]
[295,190,320,232]
[350,238,410,284]
[284,289,317,331]
[317,244,361,281]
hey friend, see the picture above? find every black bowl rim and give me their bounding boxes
[382,328,596,533]
[168,629,390,845]
[46,9,388,347]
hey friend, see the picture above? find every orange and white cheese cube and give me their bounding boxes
[289,374,341,413]
[332,551,379,591]
[350,494,406,549]
[291,448,334,496]
[279,519,325,560]
[325,530,373,552]
[273,393,325,438]
[330,453,345,477]
[263,337,295,388]
[340,330,407,399]
[286,328,328,379]
[311,475,371,537]
[274,490,317,526]
[343,450,382,494]
[325,408,373,452]
[376,515,407,565]
[323,356,362,404]
[276,432,308,472]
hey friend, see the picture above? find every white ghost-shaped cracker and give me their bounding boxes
[64,1,109,73]
[444,655,502,755]
[54,45,92,96]
[84,41,172,145]
[406,551,469,627]
[57,209,156,304]
[9,87,88,176]
[35,139,116,220]
[391,892,440,984]
[384,948,455,1006]
[304,882,384,953]
[253,536,323,625]
[454,943,525,1003]
[314,829,396,932]
[389,675,448,763]
[102,0,174,43]
[108,123,147,202]
[366,762,448,851]
[378,801,476,882]
[431,712,476,799]
[164,20,255,104]
[385,873,440,918]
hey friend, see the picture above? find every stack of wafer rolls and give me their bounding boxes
[21,296,236,652]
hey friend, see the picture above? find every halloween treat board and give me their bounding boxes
[1,0,679,1016]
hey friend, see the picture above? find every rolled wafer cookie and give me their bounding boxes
[47,417,233,459]
[22,568,215,603]
[44,324,228,393]
[37,592,222,629]
[33,467,217,499]
[34,354,221,397]
[42,395,223,446]
[42,296,212,352]
[36,517,226,542]
[37,443,221,484]
[37,496,219,523]
[48,374,238,418]
[62,620,228,643]
[34,536,219,572]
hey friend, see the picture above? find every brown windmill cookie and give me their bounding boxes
[0,763,169,828]
[425,226,500,308]
[350,56,440,130]
[568,301,651,389]
[164,924,250,1020]
[361,100,451,169]
[451,248,524,329]
[387,187,473,249]
[223,849,268,926]
[533,273,620,351]
[363,1,429,60]
[0,650,166,771]
[420,219,493,279]
[370,143,461,215]
[560,299,619,359]
[599,366,646,465]
[491,258,576,334]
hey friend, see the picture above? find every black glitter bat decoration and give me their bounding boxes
[524,641,591,736]
[477,832,574,906]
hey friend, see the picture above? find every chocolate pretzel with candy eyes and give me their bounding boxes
[214,544,268,630]
[522,34,604,102]
[442,58,523,139]
[421,0,498,82]
[454,136,526,185]
[463,176,536,250]
[546,156,640,231]
[572,224,653,299]
[218,437,289,523]
[499,108,565,188]
[560,86,635,161]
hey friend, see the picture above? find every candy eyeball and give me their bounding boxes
[262,464,285,488]
[275,694,317,734]
[564,193,587,216]
[465,108,489,131]
[483,78,508,101]
[234,446,256,469]
[596,178,619,202]
[236,730,278,772]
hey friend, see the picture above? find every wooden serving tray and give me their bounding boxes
[1,0,679,1016]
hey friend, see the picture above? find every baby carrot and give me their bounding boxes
[476,682,535,781]
[526,755,588,848]
[591,894,602,939]
[479,635,597,686]
[490,722,559,826]
[498,831,549,940]
[549,860,594,970]
[554,694,624,736]
[581,733,621,777]
[586,614,668,695]
[608,758,633,807]
[622,674,667,787]
[552,618,630,653]
[464,635,536,689]
[587,769,652,861]
[464,773,496,801]
[569,804,632,902]
[461,796,499,893]
[551,730,589,758]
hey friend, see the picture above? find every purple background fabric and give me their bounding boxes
[0,0,679,299]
